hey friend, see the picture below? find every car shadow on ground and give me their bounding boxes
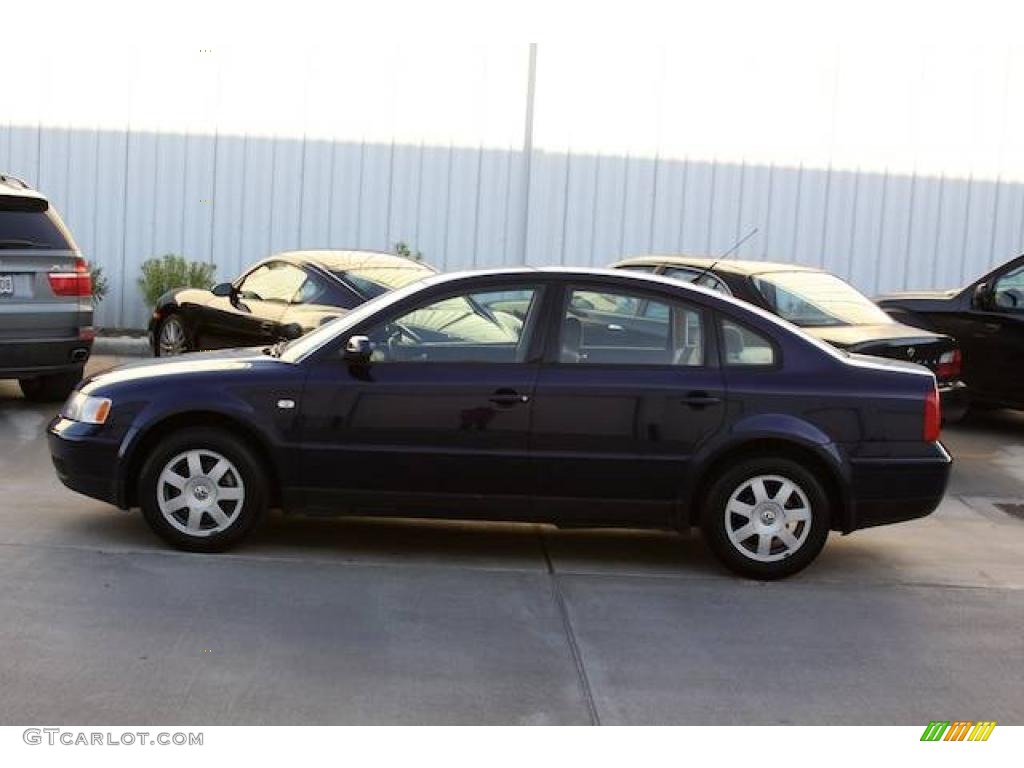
[59,504,725,578]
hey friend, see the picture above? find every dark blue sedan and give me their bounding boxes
[48,268,950,579]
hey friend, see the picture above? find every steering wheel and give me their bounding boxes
[996,288,1021,309]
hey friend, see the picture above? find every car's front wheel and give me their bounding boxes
[19,368,84,402]
[155,314,190,356]
[138,427,267,551]
[701,457,831,579]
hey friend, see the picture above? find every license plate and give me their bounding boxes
[0,275,13,297]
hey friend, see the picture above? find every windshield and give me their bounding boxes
[752,271,891,327]
[338,264,434,299]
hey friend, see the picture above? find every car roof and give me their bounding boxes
[0,174,49,209]
[613,254,822,277]
[275,249,437,273]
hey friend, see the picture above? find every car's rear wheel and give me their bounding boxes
[138,427,267,551]
[700,457,831,579]
[156,314,190,356]
[19,368,83,402]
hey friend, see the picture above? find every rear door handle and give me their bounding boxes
[489,389,530,406]
[983,322,1001,333]
[681,391,722,409]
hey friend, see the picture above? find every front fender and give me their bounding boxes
[112,395,289,509]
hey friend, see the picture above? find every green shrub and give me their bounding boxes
[138,254,216,308]
[89,263,109,304]
[394,241,424,262]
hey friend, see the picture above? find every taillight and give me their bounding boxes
[924,382,941,442]
[935,348,962,380]
[48,257,92,297]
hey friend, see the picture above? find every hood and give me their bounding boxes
[80,347,284,394]
[804,322,947,349]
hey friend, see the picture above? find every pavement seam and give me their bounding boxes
[539,530,601,726]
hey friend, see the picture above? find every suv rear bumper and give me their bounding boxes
[0,337,92,378]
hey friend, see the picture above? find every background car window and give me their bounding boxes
[752,271,891,327]
[721,318,775,366]
[618,264,658,274]
[238,262,308,303]
[560,288,703,366]
[365,287,539,363]
[993,265,1024,311]
[292,273,328,305]
[662,266,731,295]
[340,264,434,298]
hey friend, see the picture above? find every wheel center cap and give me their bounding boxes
[193,483,211,502]
[758,502,782,526]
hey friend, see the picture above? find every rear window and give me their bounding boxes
[0,210,73,250]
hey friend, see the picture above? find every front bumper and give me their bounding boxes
[47,417,120,506]
[938,380,969,423]
[848,442,952,530]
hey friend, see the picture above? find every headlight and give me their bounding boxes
[62,391,112,424]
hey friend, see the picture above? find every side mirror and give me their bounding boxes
[211,282,235,298]
[343,335,372,364]
[280,322,304,341]
[973,282,990,309]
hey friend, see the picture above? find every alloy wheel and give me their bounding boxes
[724,474,812,562]
[159,316,187,356]
[156,449,245,537]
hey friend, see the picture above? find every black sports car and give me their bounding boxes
[877,253,1024,411]
[148,250,436,356]
[613,255,968,421]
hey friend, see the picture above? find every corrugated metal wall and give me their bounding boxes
[2,44,1022,328]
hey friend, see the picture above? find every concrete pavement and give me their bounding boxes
[0,355,1022,724]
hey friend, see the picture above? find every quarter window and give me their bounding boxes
[662,266,731,295]
[559,288,704,366]
[720,319,775,366]
[363,287,541,363]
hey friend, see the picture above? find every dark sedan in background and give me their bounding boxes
[149,249,436,356]
[50,268,949,580]
[613,255,969,421]
[878,253,1024,412]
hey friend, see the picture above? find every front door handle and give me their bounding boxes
[681,391,722,409]
[489,389,530,407]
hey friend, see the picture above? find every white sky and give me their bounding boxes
[4,0,1024,180]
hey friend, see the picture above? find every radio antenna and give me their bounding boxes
[690,226,759,286]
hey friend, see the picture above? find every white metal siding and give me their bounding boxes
[2,44,1022,328]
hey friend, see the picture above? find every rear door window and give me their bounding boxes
[559,287,704,366]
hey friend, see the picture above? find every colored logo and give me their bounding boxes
[920,721,996,741]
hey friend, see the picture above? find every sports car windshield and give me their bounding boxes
[753,271,891,327]
[339,264,434,298]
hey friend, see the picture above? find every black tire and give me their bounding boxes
[700,457,831,580]
[138,427,268,552]
[19,368,83,402]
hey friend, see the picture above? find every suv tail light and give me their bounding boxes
[48,257,92,297]
[935,348,962,380]
[924,382,942,442]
